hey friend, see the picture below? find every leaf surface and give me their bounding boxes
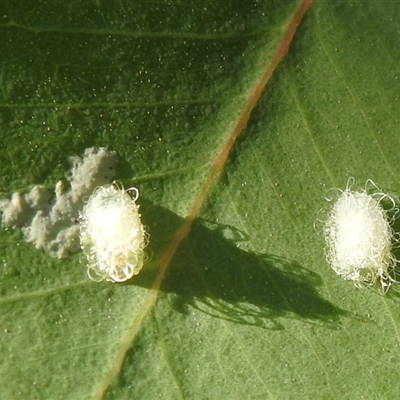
[1,1,400,399]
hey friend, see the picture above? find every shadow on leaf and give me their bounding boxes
[134,200,346,329]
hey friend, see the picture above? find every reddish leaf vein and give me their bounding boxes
[94,1,314,397]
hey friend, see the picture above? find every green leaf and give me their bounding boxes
[1,0,400,399]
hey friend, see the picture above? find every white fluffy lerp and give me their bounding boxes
[79,183,147,283]
[324,187,396,289]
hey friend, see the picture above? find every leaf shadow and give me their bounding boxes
[134,200,347,330]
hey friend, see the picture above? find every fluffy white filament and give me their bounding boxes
[324,186,397,290]
[79,183,147,282]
